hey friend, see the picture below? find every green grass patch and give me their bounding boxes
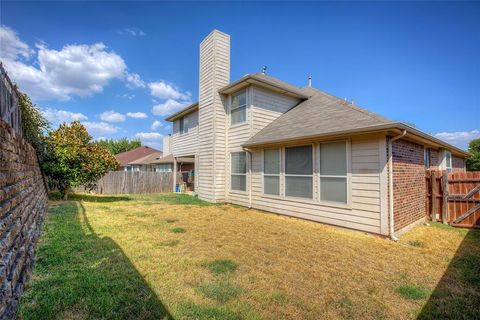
[159,240,180,247]
[165,218,178,223]
[453,253,480,285]
[177,302,240,320]
[408,240,424,247]
[132,193,214,206]
[171,227,186,233]
[396,285,429,300]
[197,280,242,303]
[18,202,170,319]
[205,259,237,275]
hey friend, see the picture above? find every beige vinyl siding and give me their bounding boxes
[171,127,199,156]
[251,87,300,135]
[197,30,230,203]
[226,87,299,204]
[241,135,388,235]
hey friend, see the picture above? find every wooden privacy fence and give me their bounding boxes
[76,171,173,194]
[426,171,480,228]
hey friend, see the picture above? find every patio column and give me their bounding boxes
[173,157,177,192]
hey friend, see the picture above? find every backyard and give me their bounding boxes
[18,193,480,320]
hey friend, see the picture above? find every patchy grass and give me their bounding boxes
[204,259,238,275]
[20,193,480,319]
[170,227,186,234]
[396,285,429,300]
[197,280,242,303]
[408,239,424,247]
[165,218,178,223]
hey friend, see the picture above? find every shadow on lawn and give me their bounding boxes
[49,191,132,202]
[417,226,480,319]
[18,201,171,320]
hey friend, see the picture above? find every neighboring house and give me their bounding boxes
[115,146,161,171]
[127,153,194,173]
[165,30,469,238]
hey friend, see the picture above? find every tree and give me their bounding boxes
[95,137,142,154]
[466,138,480,171]
[42,121,119,199]
[18,91,50,161]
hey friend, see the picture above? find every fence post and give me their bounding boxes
[430,171,436,222]
[442,171,449,224]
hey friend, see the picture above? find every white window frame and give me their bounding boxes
[284,144,314,200]
[262,148,281,196]
[445,150,452,170]
[424,148,431,169]
[230,151,247,192]
[318,140,351,207]
[229,89,248,127]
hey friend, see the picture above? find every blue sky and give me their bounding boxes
[1,1,479,150]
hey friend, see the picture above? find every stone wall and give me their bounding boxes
[392,139,427,232]
[0,119,47,318]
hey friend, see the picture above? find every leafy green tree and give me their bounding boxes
[18,92,50,161]
[466,138,480,171]
[95,137,142,154]
[42,121,119,199]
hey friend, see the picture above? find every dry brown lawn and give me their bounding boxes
[20,193,480,320]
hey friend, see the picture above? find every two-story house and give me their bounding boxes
[166,30,469,239]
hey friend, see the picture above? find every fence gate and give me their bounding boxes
[426,171,480,228]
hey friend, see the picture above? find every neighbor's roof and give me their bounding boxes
[243,87,469,157]
[149,154,195,164]
[116,146,161,167]
[128,152,164,165]
[165,102,199,122]
[218,73,309,99]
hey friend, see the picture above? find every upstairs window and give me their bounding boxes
[231,152,247,191]
[231,90,247,125]
[179,117,185,134]
[264,149,280,195]
[319,141,347,204]
[285,145,313,199]
[445,151,452,170]
[424,148,431,169]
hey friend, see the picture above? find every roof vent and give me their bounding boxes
[262,66,267,75]
[351,98,355,105]
[308,75,312,87]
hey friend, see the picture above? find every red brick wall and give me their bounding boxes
[392,139,426,231]
[452,156,465,172]
[429,149,441,170]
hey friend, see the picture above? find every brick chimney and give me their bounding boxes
[197,30,230,202]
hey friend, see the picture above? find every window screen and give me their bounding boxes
[285,146,313,198]
[264,149,280,195]
[320,141,347,204]
[424,149,430,168]
[231,90,247,125]
[446,151,452,169]
[231,152,247,191]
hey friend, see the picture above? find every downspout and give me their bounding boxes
[388,130,407,241]
[243,147,253,208]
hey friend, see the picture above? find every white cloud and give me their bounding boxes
[135,132,163,141]
[148,81,190,100]
[1,26,129,101]
[83,121,119,135]
[100,110,126,122]
[42,108,88,126]
[126,112,148,119]
[151,120,163,130]
[435,129,480,147]
[0,25,33,60]
[122,93,135,99]
[118,28,146,37]
[125,72,145,89]
[151,99,190,116]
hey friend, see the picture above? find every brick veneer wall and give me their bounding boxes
[452,156,465,172]
[392,139,426,232]
[429,149,441,170]
[0,119,48,318]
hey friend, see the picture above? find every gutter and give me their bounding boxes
[243,147,253,208]
[388,130,406,241]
